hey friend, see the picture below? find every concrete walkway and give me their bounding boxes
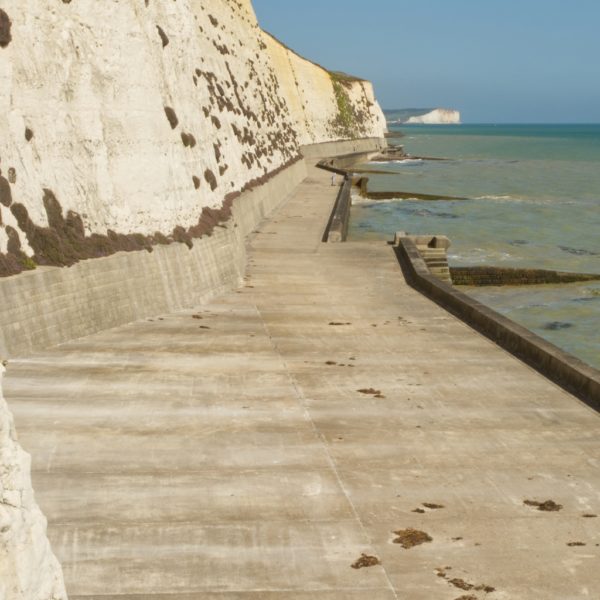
[5,165,600,599]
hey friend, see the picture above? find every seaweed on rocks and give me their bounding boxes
[350,553,381,569]
[524,499,563,512]
[392,528,432,548]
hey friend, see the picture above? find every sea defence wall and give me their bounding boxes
[451,265,600,286]
[323,177,352,243]
[394,234,600,411]
[302,137,385,160]
[0,158,306,358]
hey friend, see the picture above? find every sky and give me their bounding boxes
[252,0,600,123]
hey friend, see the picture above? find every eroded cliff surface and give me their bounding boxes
[0,364,67,600]
[0,0,385,277]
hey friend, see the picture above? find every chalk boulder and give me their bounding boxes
[0,365,67,600]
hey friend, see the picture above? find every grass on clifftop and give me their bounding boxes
[329,71,367,137]
[331,79,355,135]
[329,70,365,83]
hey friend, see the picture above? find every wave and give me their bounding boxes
[448,250,514,262]
[474,194,518,201]
[350,197,377,205]
[351,196,415,205]
[368,159,424,166]
[400,207,459,219]
[474,193,574,206]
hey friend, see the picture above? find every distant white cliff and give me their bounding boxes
[406,108,461,124]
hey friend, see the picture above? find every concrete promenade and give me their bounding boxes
[5,165,600,599]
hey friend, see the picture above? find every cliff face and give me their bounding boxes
[0,365,67,600]
[0,0,385,277]
[262,32,386,146]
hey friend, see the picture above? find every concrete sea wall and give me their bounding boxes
[0,157,307,359]
[301,137,386,161]
[451,265,600,286]
[0,137,386,359]
[394,234,600,411]
[323,177,352,243]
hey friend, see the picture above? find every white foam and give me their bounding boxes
[475,194,517,201]
[368,159,424,166]
[351,196,408,206]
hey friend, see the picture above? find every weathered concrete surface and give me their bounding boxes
[4,164,600,599]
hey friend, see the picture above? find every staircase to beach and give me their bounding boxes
[414,243,452,283]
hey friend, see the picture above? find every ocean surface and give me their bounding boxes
[349,124,600,369]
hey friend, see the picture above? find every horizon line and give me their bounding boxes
[387,121,600,125]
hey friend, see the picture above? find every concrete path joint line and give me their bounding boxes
[255,304,400,599]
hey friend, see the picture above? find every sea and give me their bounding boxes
[349,124,600,369]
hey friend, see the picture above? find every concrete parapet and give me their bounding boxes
[301,137,385,161]
[323,178,352,243]
[394,234,600,411]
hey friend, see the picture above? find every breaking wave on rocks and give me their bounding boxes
[368,158,424,166]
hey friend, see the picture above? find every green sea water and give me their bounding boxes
[349,124,600,369]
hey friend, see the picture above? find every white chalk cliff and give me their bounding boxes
[0,0,385,277]
[406,108,461,124]
[0,365,67,600]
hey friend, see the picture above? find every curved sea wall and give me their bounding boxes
[394,235,600,410]
[0,0,386,596]
[0,0,386,355]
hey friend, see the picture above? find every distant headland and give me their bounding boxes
[385,108,461,124]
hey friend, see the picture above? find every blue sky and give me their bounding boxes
[252,0,600,123]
